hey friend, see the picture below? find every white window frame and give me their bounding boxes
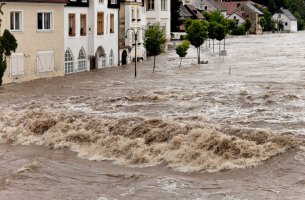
[109,50,114,66]
[10,10,23,32]
[65,49,74,74]
[77,48,87,71]
[161,0,167,11]
[10,53,24,76]
[37,11,54,32]
[148,0,155,11]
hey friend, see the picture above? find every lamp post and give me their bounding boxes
[125,27,145,77]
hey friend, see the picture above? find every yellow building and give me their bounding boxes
[1,0,66,84]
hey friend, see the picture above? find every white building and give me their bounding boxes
[226,12,245,26]
[272,8,298,33]
[64,0,119,74]
[146,0,171,40]
[119,0,147,65]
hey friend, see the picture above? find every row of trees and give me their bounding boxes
[177,11,252,66]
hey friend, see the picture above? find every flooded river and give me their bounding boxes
[1,32,305,199]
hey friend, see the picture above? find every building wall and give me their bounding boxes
[89,1,119,68]
[235,4,262,34]
[2,2,65,84]
[64,6,90,73]
[272,13,298,32]
[120,1,146,65]
[227,13,245,26]
[146,0,171,40]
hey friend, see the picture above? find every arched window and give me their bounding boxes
[65,49,74,74]
[102,54,106,67]
[77,48,86,71]
[109,49,114,66]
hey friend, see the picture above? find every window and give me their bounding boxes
[80,14,87,36]
[285,22,288,26]
[148,0,154,10]
[10,53,24,76]
[97,12,104,35]
[68,13,76,36]
[161,0,167,11]
[137,8,140,20]
[10,11,22,31]
[37,51,55,73]
[37,12,52,31]
[111,0,117,3]
[77,48,86,71]
[65,49,74,74]
[109,50,114,66]
[110,14,114,33]
[205,6,207,10]
[132,9,135,20]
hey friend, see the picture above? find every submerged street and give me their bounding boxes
[1,32,305,199]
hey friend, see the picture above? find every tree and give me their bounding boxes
[259,8,276,31]
[227,19,237,35]
[0,3,18,85]
[208,22,217,52]
[144,24,167,72]
[259,17,266,31]
[267,0,276,14]
[232,25,246,35]
[176,40,190,68]
[171,0,182,32]
[243,19,252,33]
[277,20,284,31]
[186,20,208,64]
[215,24,226,52]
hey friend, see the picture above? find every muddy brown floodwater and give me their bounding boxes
[1,32,305,199]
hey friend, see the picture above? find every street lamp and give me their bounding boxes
[125,27,145,77]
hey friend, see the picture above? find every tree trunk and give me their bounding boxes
[197,47,200,64]
[179,57,182,68]
[224,37,226,51]
[213,40,214,53]
[219,41,220,52]
[209,38,210,47]
[153,56,156,72]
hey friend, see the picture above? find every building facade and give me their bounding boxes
[234,2,264,34]
[64,0,120,74]
[2,0,66,84]
[146,0,171,40]
[272,8,297,33]
[119,0,146,65]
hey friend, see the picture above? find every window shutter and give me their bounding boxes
[46,52,55,71]
[37,52,45,73]
[17,54,24,75]
[37,51,54,72]
[10,54,18,76]
[10,53,24,76]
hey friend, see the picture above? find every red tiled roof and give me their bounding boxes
[218,2,239,15]
[0,0,67,3]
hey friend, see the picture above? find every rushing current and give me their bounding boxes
[1,33,305,199]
